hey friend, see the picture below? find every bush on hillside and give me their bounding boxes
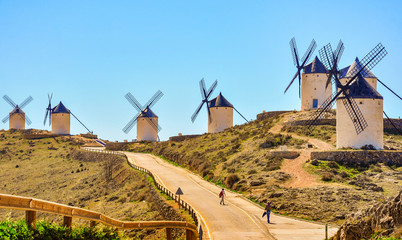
[0,220,121,239]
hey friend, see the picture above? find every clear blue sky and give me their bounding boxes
[1,1,401,141]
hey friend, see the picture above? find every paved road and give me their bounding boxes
[126,152,338,240]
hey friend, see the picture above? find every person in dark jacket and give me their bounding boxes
[262,202,271,223]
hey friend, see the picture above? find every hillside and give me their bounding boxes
[0,129,189,239]
[120,111,402,225]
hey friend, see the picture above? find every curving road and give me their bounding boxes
[126,152,338,240]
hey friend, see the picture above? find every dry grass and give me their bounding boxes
[0,130,188,239]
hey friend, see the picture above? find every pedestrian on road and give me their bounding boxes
[219,189,226,205]
[262,202,271,223]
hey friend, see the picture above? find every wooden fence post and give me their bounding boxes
[63,216,72,227]
[166,228,173,240]
[186,229,194,240]
[25,210,36,229]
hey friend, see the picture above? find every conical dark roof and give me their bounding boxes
[10,106,25,114]
[340,57,377,79]
[52,101,70,114]
[303,56,328,74]
[208,92,233,108]
[339,74,382,100]
[139,106,158,118]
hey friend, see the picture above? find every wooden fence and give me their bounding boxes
[83,147,202,239]
[0,193,197,240]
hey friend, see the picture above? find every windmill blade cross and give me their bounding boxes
[206,79,218,99]
[145,90,164,109]
[3,95,17,108]
[284,71,299,94]
[341,96,368,134]
[19,96,33,109]
[384,111,402,135]
[43,110,49,126]
[144,117,160,132]
[191,101,205,123]
[199,78,208,99]
[289,37,300,67]
[25,115,32,125]
[300,39,317,66]
[125,92,143,112]
[346,43,387,79]
[2,115,10,123]
[123,114,139,134]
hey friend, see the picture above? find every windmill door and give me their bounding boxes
[313,99,318,109]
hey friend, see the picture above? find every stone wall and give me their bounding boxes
[256,111,292,121]
[311,150,402,167]
[287,118,402,131]
[268,151,299,159]
[169,134,201,142]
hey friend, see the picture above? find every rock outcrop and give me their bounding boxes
[332,191,402,240]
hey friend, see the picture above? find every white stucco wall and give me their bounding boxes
[9,113,25,130]
[52,113,71,135]
[208,107,233,133]
[301,73,332,111]
[336,98,383,149]
[137,117,158,141]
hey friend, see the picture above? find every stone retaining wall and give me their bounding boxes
[256,111,292,121]
[268,151,299,159]
[288,118,402,131]
[311,150,402,167]
[169,134,201,142]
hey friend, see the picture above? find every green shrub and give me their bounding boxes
[225,174,240,188]
[0,220,121,239]
[321,172,334,182]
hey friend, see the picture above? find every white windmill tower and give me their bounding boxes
[307,42,388,149]
[339,57,378,90]
[191,79,248,133]
[300,56,332,110]
[337,74,384,149]
[2,95,33,130]
[44,94,92,135]
[123,90,163,142]
[285,37,322,111]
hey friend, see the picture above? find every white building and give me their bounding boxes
[336,74,383,149]
[339,57,377,90]
[301,56,332,111]
[208,92,233,133]
[52,102,71,135]
[137,107,158,141]
[9,107,25,130]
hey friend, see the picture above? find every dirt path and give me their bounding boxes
[269,117,334,188]
[126,152,338,240]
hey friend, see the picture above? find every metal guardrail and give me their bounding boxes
[83,147,203,239]
[0,193,197,240]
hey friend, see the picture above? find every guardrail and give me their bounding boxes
[83,147,203,239]
[0,193,197,240]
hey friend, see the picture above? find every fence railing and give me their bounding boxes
[0,193,197,240]
[82,147,203,239]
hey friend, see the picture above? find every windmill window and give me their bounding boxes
[317,75,319,77]
[360,101,363,104]
[314,88,316,90]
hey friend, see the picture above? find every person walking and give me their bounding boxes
[262,202,271,223]
[219,189,226,205]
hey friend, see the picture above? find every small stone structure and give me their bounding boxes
[311,150,402,167]
[256,111,292,121]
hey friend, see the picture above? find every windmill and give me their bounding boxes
[44,94,92,135]
[191,78,218,124]
[191,78,249,133]
[2,95,33,130]
[123,90,163,142]
[307,42,389,149]
[284,37,317,98]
